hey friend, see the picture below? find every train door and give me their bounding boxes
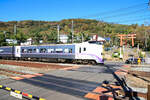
[15,46,21,57]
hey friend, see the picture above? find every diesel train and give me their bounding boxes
[0,41,104,64]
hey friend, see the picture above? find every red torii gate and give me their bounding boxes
[117,34,136,47]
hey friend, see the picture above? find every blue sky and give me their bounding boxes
[0,0,149,24]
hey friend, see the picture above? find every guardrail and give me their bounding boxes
[0,85,46,100]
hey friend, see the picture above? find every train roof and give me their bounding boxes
[0,41,102,48]
[20,42,87,47]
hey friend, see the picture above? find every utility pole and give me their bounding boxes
[12,24,17,57]
[57,25,60,43]
[14,24,17,35]
[81,33,84,43]
[145,30,148,49]
[3,31,6,38]
[144,21,148,50]
[137,43,140,58]
[71,20,74,43]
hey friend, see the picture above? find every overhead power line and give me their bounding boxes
[108,12,150,22]
[73,1,150,25]
[80,3,148,19]
[99,7,148,19]
[117,16,150,23]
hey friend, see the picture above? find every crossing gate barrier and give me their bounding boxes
[0,85,46,100]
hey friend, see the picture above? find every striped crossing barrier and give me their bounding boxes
[0,85,46,100]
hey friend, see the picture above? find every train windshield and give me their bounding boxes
[88,41,103,45]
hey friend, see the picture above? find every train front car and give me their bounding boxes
[75,41,104,64]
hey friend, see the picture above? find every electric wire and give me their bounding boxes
[77,2,150,24]
[80,3,148,19]
[100,7,148,19]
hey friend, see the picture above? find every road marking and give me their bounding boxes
[122,65,130,68]
[61,66,80,70]
[84,92,99,99]
[20,74,36,78]
[93,87,107,93]
[84,85,114,100]
[34,73,44,76]
[114,69,127,75]
[11,77,24,80]
[11,73,44,80]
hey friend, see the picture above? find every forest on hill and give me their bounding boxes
[0,19,150,50]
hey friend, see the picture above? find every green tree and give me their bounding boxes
[47,31,57,43]
[32,32,43,44]
[0,32,6,46]
[16,31,28,44]
[67,32,73,43]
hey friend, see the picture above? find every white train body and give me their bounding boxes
[75,42,103,63]
[0,41,104,64]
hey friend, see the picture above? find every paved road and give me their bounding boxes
[0,61,124,100]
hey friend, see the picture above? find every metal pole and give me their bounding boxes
[120,35,123,47]
[3,31,6,38]
[14,24,17,35]
[81,33,83,43]
[13,24,16,57]
[137,43,139,58]
[71,20,74,43]
[57,25,60,43]
[145,31,147,49]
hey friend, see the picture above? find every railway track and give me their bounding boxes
[0,68,27,78]
[0,60,73,69]
[0,68,26,75]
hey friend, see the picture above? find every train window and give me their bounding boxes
[64,49,69,53]
[36,49,39,53]
[24,49,27,53]
[40,48,47,53]
[79,47,81,53]
[56,48,63,53]
[69,49,72,53]
[21,49,25,53]
[33,49,36,53]
[88,41,103,45]
[48,49,54,53]
[83,48,86,51]
[27,49,32,53]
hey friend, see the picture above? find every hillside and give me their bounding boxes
[0,19,150,49]
[0,19,132,36]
